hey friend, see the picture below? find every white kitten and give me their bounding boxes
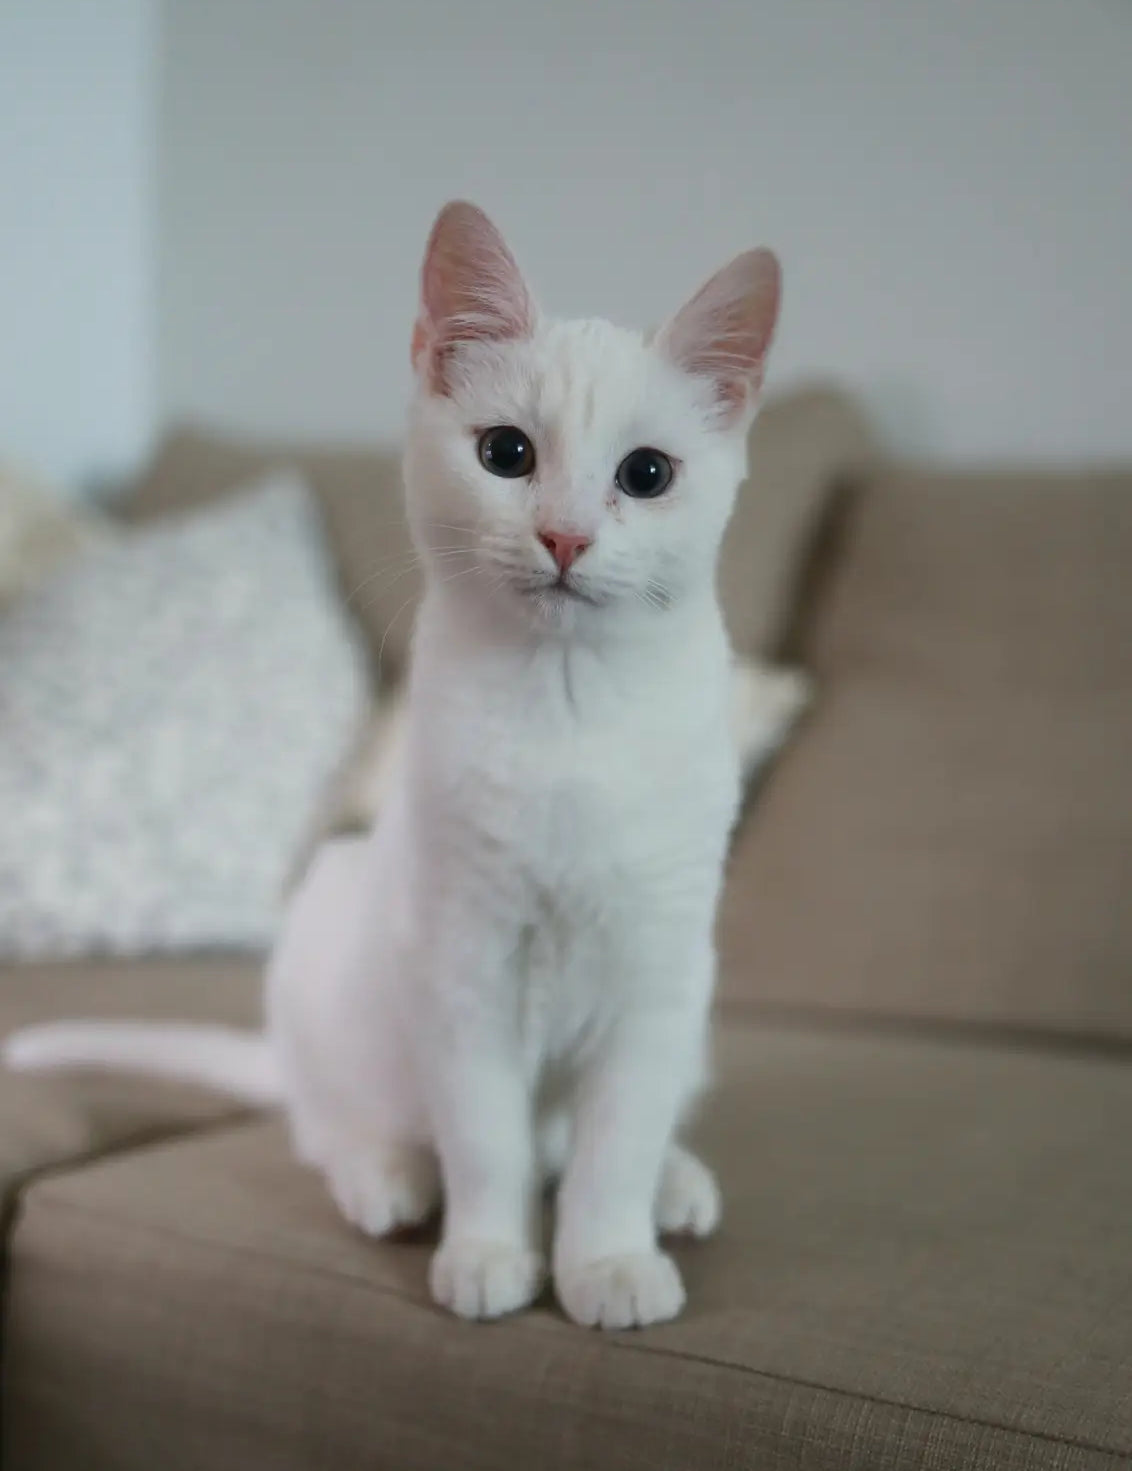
[5,202,781,1329]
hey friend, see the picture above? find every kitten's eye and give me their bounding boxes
[616,447,674,499]
[478,425,536,479]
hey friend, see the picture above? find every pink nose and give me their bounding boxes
[538,530,592,573]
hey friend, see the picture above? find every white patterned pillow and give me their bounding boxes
[0,472,369,959]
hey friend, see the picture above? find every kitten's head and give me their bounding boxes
[404,202,779,636]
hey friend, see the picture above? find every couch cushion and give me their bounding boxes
[121,431,418,682]
[719,467,1132,1041]
[123,384,873,677]
[0,957,260,1221]
[718,381,874,660]
[5,1018,1130,1470]
[0,475,369,962]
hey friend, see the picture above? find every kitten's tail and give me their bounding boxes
[2,1021,281,1106]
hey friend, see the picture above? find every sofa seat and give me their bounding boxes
[5,1014,1130,1471]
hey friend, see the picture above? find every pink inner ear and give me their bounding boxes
[410,319,429,372]
[415,201,535,392]
[657,249,781,420]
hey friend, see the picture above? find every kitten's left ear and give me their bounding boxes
[413,201,536,393]
[655,249,781,424]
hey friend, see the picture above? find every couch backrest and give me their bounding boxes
[719,466,1132,1042]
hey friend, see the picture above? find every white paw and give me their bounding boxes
[656,1146,721,1238]
[327,1148,440,1237]
[556,1251,686,1330]
[429,1239,545,1321]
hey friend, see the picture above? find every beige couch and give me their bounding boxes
[2,391,1130,1471]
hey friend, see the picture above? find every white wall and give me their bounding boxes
[0,0,158,495]
[158,0,1132,464]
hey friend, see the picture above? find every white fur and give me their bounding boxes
[306,654,808,843]
[3,1021,279,1104]
[5,205,781,1329]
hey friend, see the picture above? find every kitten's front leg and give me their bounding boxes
[420,926,543,1321]
[554,968,712,1330]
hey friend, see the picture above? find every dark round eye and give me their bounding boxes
[615,447,674,499]
[477,425,535,479]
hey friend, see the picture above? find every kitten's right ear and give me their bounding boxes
[413,202,536,392]
[655,248,781,425]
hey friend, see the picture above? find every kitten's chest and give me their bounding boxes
[437,712,734,1072]
[511,745,674,897]
[513,899,609,1074]
[444,700,735,914]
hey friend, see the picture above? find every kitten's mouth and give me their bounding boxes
[515,573,601,608]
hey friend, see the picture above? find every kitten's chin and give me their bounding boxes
[518,584,589,631]
[504,575,609,634]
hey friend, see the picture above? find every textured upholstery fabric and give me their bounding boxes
[719,468,1132,1040]
[123,383,874,676]
[5,1018,1131,1470]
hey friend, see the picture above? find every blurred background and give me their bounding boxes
[3,0,1131,498]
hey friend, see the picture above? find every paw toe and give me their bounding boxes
[556,1251,685,1330]
[430,1240,544,1321]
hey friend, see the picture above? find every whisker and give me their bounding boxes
[351,551,480,617]
[434,561,487,588]
[376,588,426,680]
[337,516,477,537]
[346,546,475,606]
